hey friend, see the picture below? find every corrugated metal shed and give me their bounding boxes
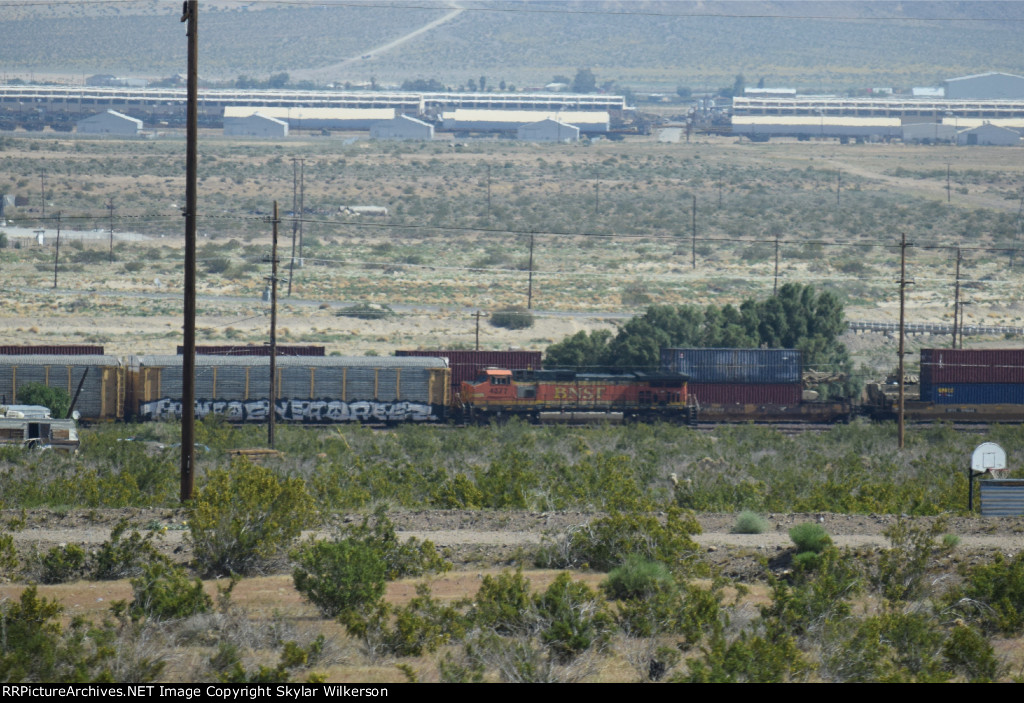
[980,479,1024,516]
[517,118,580,142]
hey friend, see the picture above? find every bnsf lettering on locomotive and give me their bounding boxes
[552,384,604,401]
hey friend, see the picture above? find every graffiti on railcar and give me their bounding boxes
[138,397,439,422]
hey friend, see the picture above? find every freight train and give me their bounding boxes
[3,346,1023,428]
[0,350,697,425]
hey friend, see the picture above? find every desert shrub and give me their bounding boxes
[679,621,807,683]
[0,586,159,683]
[341,584,465,659]
[535,507,703,573]
[469,569,533,635]
[40,544,87,584]
[945,551,1024,635]
[122,261,144,273]
[872,518,947,603]
[942,622,1001,683]
[601,554,674,600]
[210,639,325,684]
[490,306,534,330]
[14,382,70,419]
[335,302,394,320]
[614,580,722,645]
[204,256,232,274]
[129,561,212,621]
[822,612,951,683]
[0,533,17,578]
[336,507,451,580]
[292,539,387,618]
[732,511,770,534]
[764,547,863,636]
[91,519,168,580]
[534,573,613,663]
[789,522,831,554]
[188,458,317,576]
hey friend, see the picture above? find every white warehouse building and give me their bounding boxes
[76,110,142,136]
[945,72,1024,100]
[370,114,434,140]
[517,118,580,142]
[224,112,289,137]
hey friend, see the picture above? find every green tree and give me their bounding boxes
[572,68,597,93]
[14,382,71,418]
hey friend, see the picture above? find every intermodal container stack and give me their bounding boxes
[660,348,803,406]
[919,348,1024,404]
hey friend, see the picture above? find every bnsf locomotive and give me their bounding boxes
[460,368,696,425]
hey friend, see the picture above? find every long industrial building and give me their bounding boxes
[732,96,1024,140]
[0,85,625,129]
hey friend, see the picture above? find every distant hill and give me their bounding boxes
[3,1,1023,91]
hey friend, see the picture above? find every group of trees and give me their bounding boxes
[545,283,849,380]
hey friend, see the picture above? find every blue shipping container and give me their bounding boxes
[925,383,1024,405]
[660,348,802,384]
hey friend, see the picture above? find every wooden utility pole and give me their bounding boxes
[952,247,962,349]
[527,233,535,309]
[691,194,697,269]
[107,199,114,263]
[52,212,60,289]
[268,201,279,448]
[289,158,299,296]
[39,174,46,220]
[898,233,912,450]
[474,310,482,350]
[486,164,492,221]
[947,163,951,203]
[180,0,198,503]
[594,180,600,215]
[773,232,780,295]
[836,170,841,207]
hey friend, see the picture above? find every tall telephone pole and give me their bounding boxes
[268,202,279,448]
[107,199,115,263]
[39,174,46,221]
[289,158,299,296]
[179,0,198,502]
[952,247,962,349]
[691,194,697,269]
[527,234,535,309]
[52,212,60,289]
[898,233,913,450]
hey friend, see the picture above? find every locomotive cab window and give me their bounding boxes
[490,376,511,386]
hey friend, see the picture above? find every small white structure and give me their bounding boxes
[902,122,956,143]
[340,206,388,217]
[957,123,1021,146]
[76,110,142,136]
[224,112,289,138]
[370,114,433,141]
[517,118,580,143]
